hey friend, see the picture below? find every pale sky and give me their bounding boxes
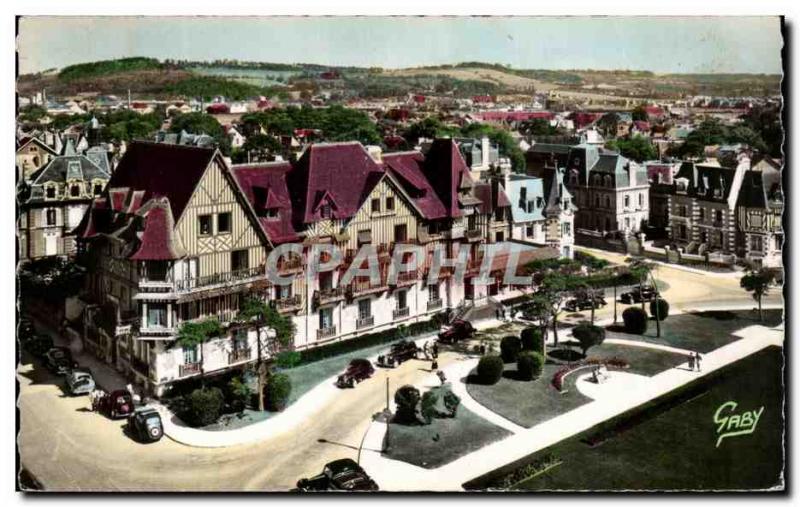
[18,16,783,75]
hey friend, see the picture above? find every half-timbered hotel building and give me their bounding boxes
[76,139,559,396]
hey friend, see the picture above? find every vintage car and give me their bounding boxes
[45,346,78,375]
[437,319,476,344]
[26,335,54,358]
[128,407,163,443]
[564,294,608,312]
[336,359,375,388]
[296,458,379,492]
[93,389,135,419]
[620,286,657,304]
[65,368,96,396]
[376,340,419,368]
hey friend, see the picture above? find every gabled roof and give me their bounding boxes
[17,135,58,156]
[105,141,216,220]
[232,162,301,244]
[28,151,110,202]
[382,151,448,220]
[419,139,475,218]
[129,198,187,261]
[504,174,545,223]
[288,142,384,225]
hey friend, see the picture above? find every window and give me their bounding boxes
[93,183,103,195]
[45,186,56,199]
[70,185,80,197]
[624,217,631,230]
[624,195,630,208]
[394,223,408,243]
[562,222,571,236]
[428,283,440,302]
[750,235,764,253]
[231,249,249,272]
[386,197,395,212]
[358,299,371,320]
[396,290,407,310]
[639,193,644,207]
[147,261,168,281]
[715,210,723,223]
[233,329,248,351]
[320,203,331,219]
[199,214,212,236]
[147,303,167,328]
[699,208,705,222]
[265,208,279,220]
[604,196,611,209]
[319,307,334,330]
[371,198,381,214]
[526,225,534,238]
[319,271,333,292]
[217,212,231,234]
[183,344,198,364]
[520,188,527,203]
[45,208,56,226]
[276,283,292,300]
[495,231,504,242]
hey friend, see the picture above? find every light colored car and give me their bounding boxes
[65,368,95,396]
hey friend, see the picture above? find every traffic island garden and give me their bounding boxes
[473,346,784,491]
[382,385,512,469]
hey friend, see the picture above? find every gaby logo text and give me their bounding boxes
[713,401,764,448]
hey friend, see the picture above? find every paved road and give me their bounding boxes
[18,343,459,491]
[18,251,782,491]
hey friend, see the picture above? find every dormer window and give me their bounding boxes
[93,183,103,195]
[320,203,332,219]
[265,208,279,220]
[70,184,81,197]
[45,186,56,199]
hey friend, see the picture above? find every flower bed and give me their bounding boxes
[551,356,630,392]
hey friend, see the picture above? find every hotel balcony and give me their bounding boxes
[276,256,304,275]
[393,307,410,320]
[391,270,419,288]
[356,315,374,330]
[317,325,337,340]
[173,266,264,293]
[427,298,443,312]
[179,362,201,377]
[314,287,345,307]
[228,348,252,364]
[347,276,388,298]
[272,294,303,314]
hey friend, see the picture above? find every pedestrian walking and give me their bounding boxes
[437,370,447,385]
[688,353,695,371]
[432,342,439,359]
[431,359,438,371]
[496,308,502,319]
[695,352,703,372]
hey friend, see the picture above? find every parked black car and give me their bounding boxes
[45,347,78,375]
[620,286,657,304]
[377,340,419,368]
[26,335,54,358]
[128,407,163,443]
[437,319,475,344]
[336,359,375,388]
[564,294,608,312]
[296,459,379,491]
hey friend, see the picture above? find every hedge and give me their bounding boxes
[476,355,505,385]
[650,298,670,321]
[622,307,648,335]
[265,373,292,412]
[186,387,225,427]
[500,335,522,363]
[296,312,446,365]
[520,327,544,354]
[517,351,545,381]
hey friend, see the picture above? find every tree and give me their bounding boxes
[520,327,544,354]
[516,351,545,381]
[627,258,661,337]
[476,355,505,385]
[632,104,649,122]
[596,113,619,138]
[606,135,657,163]
[236,297,296,411]
[519,118,560,137]
[176,318,223,385]
[650,298,670,321]
[265,373,292,411]
[403,117,458,143]
[740,268,776,321]
[186,387,224,426]
[394,385,422,424]
[622,307,648,335]
[500,335,522,363]
[170,112,231,155]
[235,133,283,163]
[534,269,581,346]
[572,324,606,356]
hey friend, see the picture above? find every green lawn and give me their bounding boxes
[557,341,689,376]
[498,346,784,491]
[383,385,512,469]
[605,309,782,353]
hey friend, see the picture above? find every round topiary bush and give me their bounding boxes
[622,307,649,335]
[476,354,505,385]
[650,298,670,321]
[500,335,522,363]
[265,373,292,412]
[394,385,422,424]
[572,324,606,356]
[186,387,224,426]
[517,351,545,381]
[520,327,544,354]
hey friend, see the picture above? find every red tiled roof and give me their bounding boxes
[475,111,554,122]
[130,198,186,261]
[232,162,300,244]
[382,151,448,220]
[289,143,384,225]
[419,139,474,218]
[206,103,230,114]
[105,141,215,221]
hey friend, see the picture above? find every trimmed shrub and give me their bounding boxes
[650,298,670,321]
[186,387,224,426]
[500,335,522,363]
[572,324,606,356]
[517,351,545,381]
[394,385,422,424]
[420,391,439,424]
[443,391,461,418]
[226,376,252,413]
[476,354,505,385]
[520,327,544,354]
[265,373,292,412]
[275,350,302,369]
[622,307,649,335]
